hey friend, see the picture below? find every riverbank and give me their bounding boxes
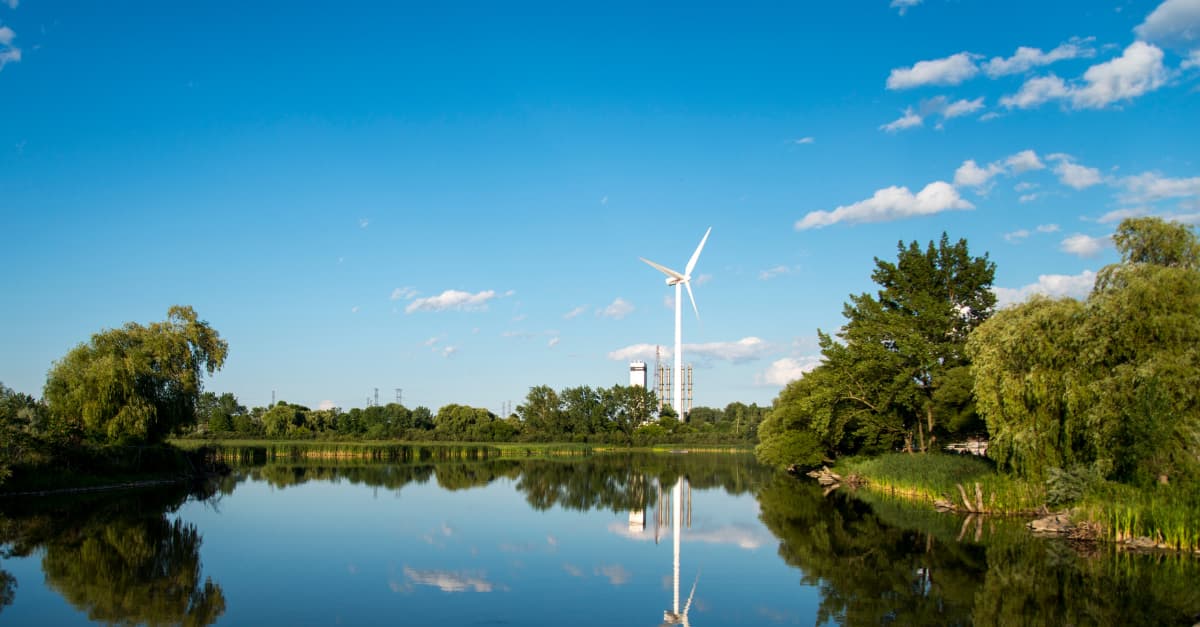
[0,443,228,496]
[819,453,1200,553]
[172,438,753,461]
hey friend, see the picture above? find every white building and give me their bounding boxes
[629,361,648,387]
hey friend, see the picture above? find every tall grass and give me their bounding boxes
[837,452,1046,515]
[1078,482,1200,552]
[189,441,501,465]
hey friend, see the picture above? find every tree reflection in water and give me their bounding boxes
[0,485,225,626]
[755,474,1200,626]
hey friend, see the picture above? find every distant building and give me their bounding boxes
[629,361,648,387]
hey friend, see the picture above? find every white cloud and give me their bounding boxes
[1071,41,1168,109]
[695,273,713,286]
[1001,74,1071,109]
[548,337,560,348]
[756,357,821,386]
[563,305,589,320]
[953,159,1004,190]
[406,289,497,313]
[403,567,492,593]
[2,1,18,9]
[359,218,370,228]
[1049,154,1103,190]
[594,564,631,586]
[890,0,922,16]
[1060,233,1112,257]
[599,297,634,320]
[758,265,795,280]
[0,25,18,71]
[1005,149,1046,173]
[1135,0,1200,51]
[1000,42,1168,110]
[503,289,516,297]
[423,336,440,347]
[940,97,986,118]
[686,337,775,363]
[1184,49,1200,69]
[683,524,772,550]
[1019,193,1042,203]
[879,107,923,132]
[983,38,1096,77]
[350,306,360,313]
[512,313,527,322]
[607,343,660,362]
[390,286,418,301]
[442,346,458,358]
[1015,182,1039,192]
[318,400,336,410]
[993,270,1097,307]
[1004,224,1059,241]
[887,52,979,89]
[795,181,972,230]
[1117,171,1200,203]
[793,136,815,144]
[607,337,773,364]
[1098,207,1150,223]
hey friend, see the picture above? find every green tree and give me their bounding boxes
[517,385,566,438]
[606,384,657,442]
[967,297,1086,480]
[757,235,994,468]
[43,306,228,444]
[970,217,1200,485]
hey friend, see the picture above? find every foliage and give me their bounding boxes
[757,234,995,467]
[43,306,228,444]
[1044,465,1100,508]
[970,217,1200,486]
[837,452,1046,514]
[967,297,1085,479]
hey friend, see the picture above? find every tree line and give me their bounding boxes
[756,217,1200,495]
[1,301,769,487]
[191,384,768,445]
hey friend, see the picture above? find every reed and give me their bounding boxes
[836,452,1046,515]
[1078,483,1200,552]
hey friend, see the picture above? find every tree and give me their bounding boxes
[967,297,1086,479]
[517,385,566,438]
[606,384,657,442]
[756,234,995,468]
[970,217,1200,485]
[43,306,228,444]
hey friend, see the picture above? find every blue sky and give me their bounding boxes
[1,0,1198,413]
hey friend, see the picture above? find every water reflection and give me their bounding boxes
[0,485,225,625]
[755,474,1200,625]
[1,452,1197,625]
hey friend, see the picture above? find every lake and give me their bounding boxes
[1,450,1197,626]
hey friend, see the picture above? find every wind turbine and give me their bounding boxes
[641,227,710,421]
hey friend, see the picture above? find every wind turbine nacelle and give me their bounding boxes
[666,277,682,286]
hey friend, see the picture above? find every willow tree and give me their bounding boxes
[1078,218,1200,485]
[967,297,1085,479]
[971,217,1200,485]
[43,306,228,444]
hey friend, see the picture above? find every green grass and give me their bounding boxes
[836,452,1046,515]
[1078,482,1200,552]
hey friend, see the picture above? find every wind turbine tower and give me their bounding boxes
[641,227,710,422]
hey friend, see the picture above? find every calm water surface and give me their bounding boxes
[1,451,1197,626]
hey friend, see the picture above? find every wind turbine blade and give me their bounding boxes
[640,257,685,281]
[685,281,699,321]
[684,227,711,277]
[683,570,700,615]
